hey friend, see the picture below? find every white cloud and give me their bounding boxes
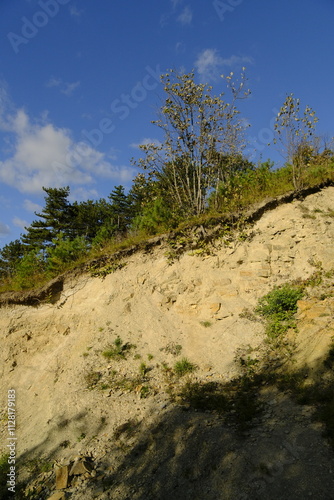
[130,138,162,149]
[195,49,253,82]
[177,6,193,25]
[70,187,99,202]
[23,199,43,213]
[46,77,80,97]
[107,165,137,184]
[13,216,28,230]
[0,222,10,236]
[220,54,253,68]
[195,49,223,81]
[0,108,134,194]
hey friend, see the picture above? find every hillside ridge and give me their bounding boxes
[1,178,333,308]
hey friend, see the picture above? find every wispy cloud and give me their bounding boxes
[69,187,99,202]
[23,199,43,213]
[171,0,183,8]
[195,49,253,82]
[46,77,80,97]
[220,54,253,67]
[161,1,191,27]
[175,41,186,54]
[130,138,162,149]
[62,81,80,96]
[177,6,193,25]
[13,216,28,230]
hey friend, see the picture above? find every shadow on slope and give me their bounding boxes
[12,346,334,500]
[83,355,334,500]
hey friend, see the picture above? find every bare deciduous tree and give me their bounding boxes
[273,93,319,190]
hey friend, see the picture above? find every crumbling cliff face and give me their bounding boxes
[1,186,334,499]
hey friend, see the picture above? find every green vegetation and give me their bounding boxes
[0,453,10,499]
[174,358,197,377]
[256,284,303,318]
[200,320,212,328]
[160,342,183,357]
[91,367,155,399]
[139,362,149,377]
[176,272,334,436]
[84,370,102,389]
[102,336,134,361]
[0,70,333,293]
[177,377,262,432]
[77,433,86,442]
[255,284,304,341]
[273,93,319,190]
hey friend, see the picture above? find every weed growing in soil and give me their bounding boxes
[174,358,197,377]
[200,320,212,328]
[102,336,134,360]
[160,342,183,356]
[84,370,102,389]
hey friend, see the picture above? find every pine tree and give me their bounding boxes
[0,239,25,278]
[72,198,111,243]
[108,185,132,235]
[128,173,160,217]
[22,187,73,251]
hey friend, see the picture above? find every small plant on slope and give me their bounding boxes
[174,358,197,377]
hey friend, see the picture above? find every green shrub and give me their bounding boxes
[12,250,45,289]
[132,198,176,235]
[47,234,88,273]
[265,315,295,339]
[256,285,303,320]
[256,284,303,343]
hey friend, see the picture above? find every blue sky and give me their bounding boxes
[0,0,333,247]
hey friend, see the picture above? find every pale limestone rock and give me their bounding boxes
[55,466,69,490]
[47,492,66,500]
